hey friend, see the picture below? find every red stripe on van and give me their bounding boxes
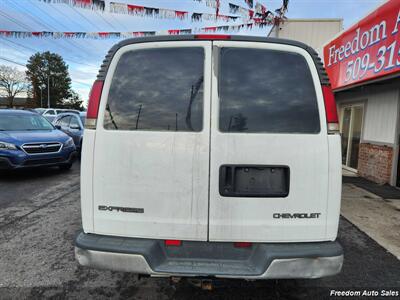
[194,34,231,40]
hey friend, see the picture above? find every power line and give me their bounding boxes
[44,2,116,62]
[108,12,130,31]
[95,10,119,31]
[1,41,99,82]
[69,5,103,31]
[6,0,108,66]
[0,14,86,62]
[0,56,93,87]
[71,80,92,87]
[47,2,91,31]
[0,37,98,68]
[9,0,97,60]
[30,0,101,55]
[0,56,25,66]
[0,11,32,30]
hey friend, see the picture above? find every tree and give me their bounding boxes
[26,51,72,108]
[61,90,84,111]
[0,65,29,108]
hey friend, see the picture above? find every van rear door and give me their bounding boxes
[93,41,212,240]
[208,41,329,242]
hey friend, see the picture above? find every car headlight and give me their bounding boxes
[0,141,17,150]
[64,138,75,148]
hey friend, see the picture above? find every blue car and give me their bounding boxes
[53,112,86,152]
[0,109,78,170]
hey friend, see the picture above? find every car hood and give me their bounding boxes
[0,130,70,146]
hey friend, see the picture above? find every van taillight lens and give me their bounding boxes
[194,34,231,40]
[234,242,252,248]
[86,80,104,129]
[165,240,182,246]
[322,85,339,133]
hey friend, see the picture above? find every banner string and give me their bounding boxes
[38,0,240,23]
[37,0,288,23]
[0,22,273,39]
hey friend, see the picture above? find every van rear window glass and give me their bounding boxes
[219,48,320,133]
[104,47,204,131]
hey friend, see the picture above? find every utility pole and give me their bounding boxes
[39,84,46,108]
[40,86,43,108]
[47,75,50,108]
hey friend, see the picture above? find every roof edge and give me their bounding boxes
[96,35,330,86]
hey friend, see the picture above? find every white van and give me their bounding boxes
[75,35,343,279]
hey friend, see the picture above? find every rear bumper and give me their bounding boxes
[75,232,343,279]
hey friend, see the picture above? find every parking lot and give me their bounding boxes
[0,161,399,299]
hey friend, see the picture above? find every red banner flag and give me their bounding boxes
[168,30,180,35]
[175,11,188,19]
[127,4,145,13]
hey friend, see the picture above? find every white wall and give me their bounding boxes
[269,19,343,50]
[363,89,399,144]
[336,82,400,145]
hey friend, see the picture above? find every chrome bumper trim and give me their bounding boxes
[75,247,343,279]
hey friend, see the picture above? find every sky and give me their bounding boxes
[0,0,387,105]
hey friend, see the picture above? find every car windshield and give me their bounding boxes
[0,114,54,131]
[80,116,86,125]
[35,108,46,115]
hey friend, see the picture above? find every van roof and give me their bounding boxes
[96,35,330,86]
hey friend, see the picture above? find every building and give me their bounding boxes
[0,97,34,109]
[269,18,343,50]
[323,0,400,186]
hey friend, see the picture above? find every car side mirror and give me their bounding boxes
[55,125,61,130]
[70,125,81,130]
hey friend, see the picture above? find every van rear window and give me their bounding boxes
[219,48,320,133]
[104,47,204,131]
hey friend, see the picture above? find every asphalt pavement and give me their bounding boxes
[0,162,399,299]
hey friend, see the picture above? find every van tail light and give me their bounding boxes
[322,85,339,134]
[234,242,252,248]
[86,80,104,129]
[165,240,182,246]
[194,34,231,40]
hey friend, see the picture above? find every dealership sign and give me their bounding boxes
[324,0,400,90]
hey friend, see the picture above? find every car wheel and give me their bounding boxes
[59,163,72,171]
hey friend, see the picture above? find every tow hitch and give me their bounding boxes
[170,277,215,290]
[187,278,214,290]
